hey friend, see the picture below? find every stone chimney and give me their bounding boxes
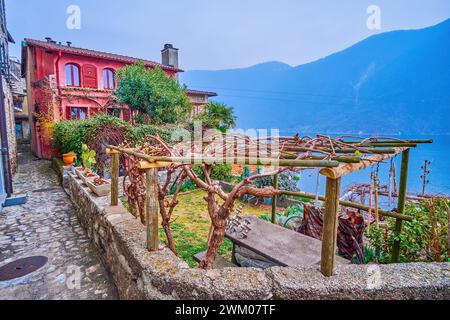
[45,37,56,44]
[161,44,179,69]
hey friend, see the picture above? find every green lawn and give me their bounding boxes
[158,190,272,267]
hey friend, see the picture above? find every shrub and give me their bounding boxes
[55,115,191,174]
[116,63,191,125]
[54,119,89,155]
[85,115,134,173]
[193,164,233,182]
[133,125,174,143]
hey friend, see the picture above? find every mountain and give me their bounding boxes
[180,19,450,135]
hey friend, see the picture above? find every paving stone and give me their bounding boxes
[0,147,118,300]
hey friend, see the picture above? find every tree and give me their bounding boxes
[196,101,236,132]
[116,62,191,125]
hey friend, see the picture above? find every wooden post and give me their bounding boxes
[271,174,278,224]
[110,152,119,206]
[145,168,159,251]
[374,174,379,228]
[391,149,410,262]
[320,177,341,277]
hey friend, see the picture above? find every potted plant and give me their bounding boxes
[62,152,77,166]
[86,177,111,197]
[80,144,97,169]
[77,144,98,184]
[80,169,98,185]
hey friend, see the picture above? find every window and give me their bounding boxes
[65,64,80,87]
[69,107,87,120]
[103,68,115,89]
[15,123,23,139]
[107,108,121,118]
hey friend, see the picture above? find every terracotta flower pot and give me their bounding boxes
[62,153,77,166]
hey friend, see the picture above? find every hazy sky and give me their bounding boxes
[6,0,450,70]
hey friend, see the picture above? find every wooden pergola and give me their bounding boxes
[106,135,432,277]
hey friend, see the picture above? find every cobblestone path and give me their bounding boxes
[0,146,117,300]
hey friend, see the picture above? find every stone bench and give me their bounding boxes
[226,216,350,268]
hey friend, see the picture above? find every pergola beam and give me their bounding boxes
[319,147,410,179]
[106,145,340,168]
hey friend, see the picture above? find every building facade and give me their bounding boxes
[22,39,217,159]
[10,58,29,143]
[186,89,218,118]
[22,38,185,159]
[0,0,17,200]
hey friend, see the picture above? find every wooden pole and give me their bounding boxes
[106,146,340,168]
[391,149,410,262]
[344,140,433,146]
[320,177,341,277]
[447,202,450,258]
[374,173,379,228]
[279,190,413,221]
[271,174,278,224]
[110,152,119,206]
[145,168,159,251]
[284,147,397,154]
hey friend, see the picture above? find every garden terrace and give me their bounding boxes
[105,134,432,277]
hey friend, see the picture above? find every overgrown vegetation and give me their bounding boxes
[365,198,449,263]
[54,115,176,172]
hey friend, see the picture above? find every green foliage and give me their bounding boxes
[80,144,96,169]
[365,198,449,263]
[283,204,304,218]
[192,164,233,182]
[116,62,191,124]
[55,115,181,163]
[133,124,174,143]
[54,119,89,155]
[260,204,304,229]
[169,178,198,195]
[195,101,237,132]
[54,115,134,155]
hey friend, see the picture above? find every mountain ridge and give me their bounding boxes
[181,19,450,135]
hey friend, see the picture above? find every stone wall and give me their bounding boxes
[2,77,17,173]
[66,173,450,300]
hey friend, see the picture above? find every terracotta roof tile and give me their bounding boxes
[24,38,183,73]
[185,89,218,97]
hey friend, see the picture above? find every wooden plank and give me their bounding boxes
[320,177,341,277]
[320,147,409,179]
[391,149,410,262]
[110,153,119,206]
[225,216,349,267]
[271,174,278,224]
[105,147,120,155]
[279,190,413,221]
[136,160,173,169]
[145,168,159,251]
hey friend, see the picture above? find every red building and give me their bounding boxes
[21,39,208,159]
